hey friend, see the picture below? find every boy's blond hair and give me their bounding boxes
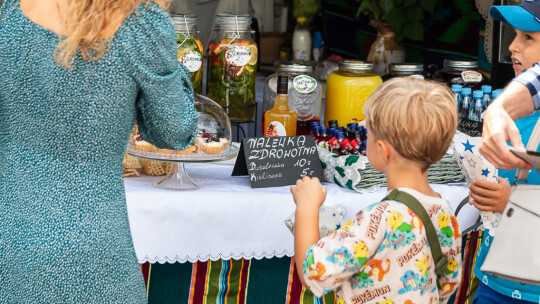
[363,77,457,171]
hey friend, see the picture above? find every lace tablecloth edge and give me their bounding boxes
[138,250,295,264]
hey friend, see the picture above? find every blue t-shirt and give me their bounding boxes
[473,111,540,302]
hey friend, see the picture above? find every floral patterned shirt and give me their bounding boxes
[302,188,462,304]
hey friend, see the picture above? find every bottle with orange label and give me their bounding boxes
[171,14,204,94]
[264,76,297,137]
[207,13,258,122]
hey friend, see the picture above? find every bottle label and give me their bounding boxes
[293,75,317,93]
[293,49,310,61]
[225,45,251,67]
[461,71,482,83]
[179,51,202,72]
[266,121,287,137]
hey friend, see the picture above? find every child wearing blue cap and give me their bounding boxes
[468,1,540,303]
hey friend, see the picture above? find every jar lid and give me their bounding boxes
[170,14,197,32]
[443,59,478,69]
[277,63,313,73]
[215,13,252,25]
[389,63,424,73]
[338,60,374,72]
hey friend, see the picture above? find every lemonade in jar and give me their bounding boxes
[206,13,257,122]
[171,14,204,94]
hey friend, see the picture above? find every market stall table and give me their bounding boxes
[125,157,479,303]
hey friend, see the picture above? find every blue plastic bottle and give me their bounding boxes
[469,90,483,122]
[452,84,463,117]
[460,87,472,120]
[481,85,492,110]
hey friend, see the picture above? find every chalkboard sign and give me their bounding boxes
[232,136,325,188]
[458,118,483,137]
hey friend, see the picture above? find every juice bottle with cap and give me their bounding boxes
[264,76,297,137]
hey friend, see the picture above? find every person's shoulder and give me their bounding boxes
[120,2,175,40]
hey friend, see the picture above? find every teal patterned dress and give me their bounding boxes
[0,1,197,302]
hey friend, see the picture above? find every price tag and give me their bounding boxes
[232,136,325,188]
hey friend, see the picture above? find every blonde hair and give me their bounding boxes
[55,0,170,68]
[363,77,457,171]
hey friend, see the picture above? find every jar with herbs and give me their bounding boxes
[432,59,488,91]
[206,13,257,122]
[171,14,204,94]
[324,60,382,126]
[263,63,321,135]
[381,63,425,81]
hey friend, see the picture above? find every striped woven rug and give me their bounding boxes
[141,257,337,304]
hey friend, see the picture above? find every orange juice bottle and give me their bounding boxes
[264,76,297,137]
[324,60,382,126]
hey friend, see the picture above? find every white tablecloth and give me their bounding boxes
[125,158,479,264]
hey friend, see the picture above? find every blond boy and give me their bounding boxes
[291,78,462,304]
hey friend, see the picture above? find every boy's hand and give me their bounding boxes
[290,176,327,211]
[468,177,511,213]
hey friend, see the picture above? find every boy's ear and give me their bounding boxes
[376,139,392,161]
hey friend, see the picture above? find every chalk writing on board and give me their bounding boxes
[232,135,324,188]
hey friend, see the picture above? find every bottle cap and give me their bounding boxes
[329,128,338,137]
[340,138,351,148]
[328,137,338,147]
[361,139,367,149]
[312,127,320,134]
[277,75,288,94]
[481,85,492,93]
[347,123,359,129]
[461,87,472,95]
[337,131,345,140]
[297,17,307,23]
[451,84,462,92]
[320,127,328,134]
[328,120,338,128]
[473,90,484,98]
[492,90,501,99]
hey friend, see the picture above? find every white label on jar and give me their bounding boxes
[461,71,482,82]
[407,74,425,80]
[266,121,287,137]
[293,75,317,93]
[179,51,202,73]
[225,45,251,67]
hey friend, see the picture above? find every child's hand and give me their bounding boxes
[290,176,327,211]
[468,177,511,213]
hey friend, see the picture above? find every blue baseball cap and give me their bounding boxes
[490,0,540,31]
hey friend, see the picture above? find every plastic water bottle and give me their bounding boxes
[461,87,472,120]
[481,85,492,110]
[452,84,463,117]
[492,89,503,100]
[469,90,483,122]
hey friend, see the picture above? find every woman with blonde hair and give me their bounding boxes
[0,0,197,302]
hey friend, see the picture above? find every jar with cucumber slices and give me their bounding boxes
[171,14,204,94]
[206,13,257,122]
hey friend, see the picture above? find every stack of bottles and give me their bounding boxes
[451,84,503,122]
[309,120,368,156]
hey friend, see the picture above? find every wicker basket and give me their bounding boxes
[317,147,464,193]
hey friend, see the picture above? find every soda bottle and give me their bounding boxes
[481,85,492,110]
[469,90,483,122]
[337,138,354,155]
[318,127,329,144]
[350,139,361,156]
[460,87,472,120]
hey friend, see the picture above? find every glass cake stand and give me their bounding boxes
[127,143,239,191]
